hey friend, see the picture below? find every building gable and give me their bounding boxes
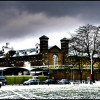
[48,45,61,53]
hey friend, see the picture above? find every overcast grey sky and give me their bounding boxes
[0,1,100,50]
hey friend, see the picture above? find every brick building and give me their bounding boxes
[0,35,70,67]
[0,35,100,80]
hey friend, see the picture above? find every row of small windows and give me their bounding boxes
[2,56,40,61]
[0,60,43,64]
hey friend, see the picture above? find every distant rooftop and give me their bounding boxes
[0,48,38,58]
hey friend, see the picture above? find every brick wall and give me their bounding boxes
[49,68,100,81]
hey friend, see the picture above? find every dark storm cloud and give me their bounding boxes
[0,1,100,41]
[1,1,100,17]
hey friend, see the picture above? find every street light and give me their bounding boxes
[90,53,93,84]
[90,33,95,84]
[71,68,72,81]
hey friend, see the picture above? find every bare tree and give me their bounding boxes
[68,47,84,82]
[69,24,100,83]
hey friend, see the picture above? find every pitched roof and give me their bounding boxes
[39,35,49,39]
[49,45,61,51]
[60,37,69,41]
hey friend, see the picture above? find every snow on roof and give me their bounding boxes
[11,48,38,57]
[0,48,37,57]
[13,52,39,57]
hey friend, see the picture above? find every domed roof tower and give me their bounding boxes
[39,35,49,53]
[60,37,70,54]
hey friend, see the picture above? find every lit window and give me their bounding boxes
[53,55,58,66]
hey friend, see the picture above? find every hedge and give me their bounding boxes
[38,75,49,82]
[6,75,33,85]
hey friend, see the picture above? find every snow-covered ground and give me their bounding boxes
[0,81,100,99]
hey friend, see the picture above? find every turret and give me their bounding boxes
[60,37,70,54]
[39,35,49,53]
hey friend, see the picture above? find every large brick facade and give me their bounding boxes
[0,35,99,67]
[0,35,69,67]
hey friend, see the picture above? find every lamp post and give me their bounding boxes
[90,53,93,84]
[90,33,95,84]
[96,72,98,81]
[71,68,72,81]
[80,70,82,83]
[73,66,75,81]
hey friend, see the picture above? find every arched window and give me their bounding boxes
[53,55,58,66]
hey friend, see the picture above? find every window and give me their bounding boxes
[53,55,58,66]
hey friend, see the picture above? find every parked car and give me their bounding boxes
[23,79,40,85]
[58,79,70,84]
[73,80,79,85]
[0,78,6,86]
[43,79,57,84]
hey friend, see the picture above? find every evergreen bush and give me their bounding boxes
[6,75,33,85]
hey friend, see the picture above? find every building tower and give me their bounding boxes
[60,37,69,54]
[39,35,49,66]
[39,35,49,53]
[60,37,70,65]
